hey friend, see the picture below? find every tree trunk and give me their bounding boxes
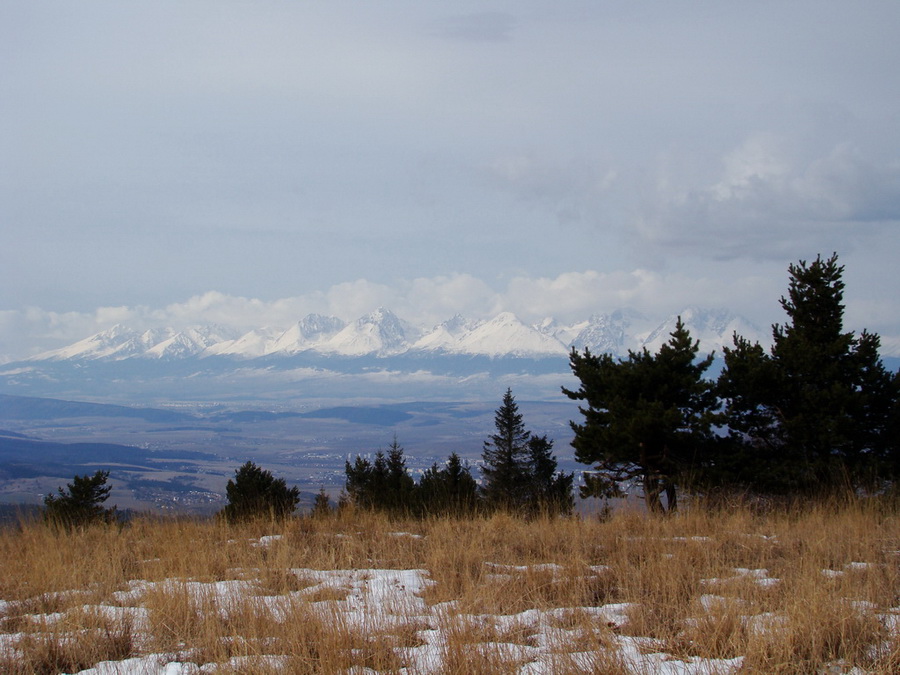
[665,480,677,513]
[643,474,664,513]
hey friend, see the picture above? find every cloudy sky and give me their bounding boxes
[2,1,899,361]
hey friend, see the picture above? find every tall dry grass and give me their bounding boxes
[0,500,896,673]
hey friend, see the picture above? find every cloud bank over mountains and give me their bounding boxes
[5,259,898,365]
[1,269,788,364]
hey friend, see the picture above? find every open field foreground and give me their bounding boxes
[1,504,899,674]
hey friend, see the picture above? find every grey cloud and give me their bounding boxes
[3,1,899,353]
[631,136,900,262]
[431,12,516,42]
[482,152,622,230]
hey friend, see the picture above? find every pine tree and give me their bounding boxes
[311,487,332,517]
[345,455,373,508]
[344,452,388,510]
[565,318,717,513]
[480,389,532,511]
[444,452,479,513]
[718,254,899,493]
[526,435,574,515]
[222,461,300,521]
[43,470,116,528]
[371,451,388,503]
[384,438,416,513]
[418,452,478,516]
[345,441,416,513]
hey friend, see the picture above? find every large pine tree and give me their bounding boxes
[480,389,532,511]
[718,254,899,493]
[384,438,416,513]
[565,318,717,513]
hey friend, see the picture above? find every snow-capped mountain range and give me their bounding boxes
[27,307,764,363]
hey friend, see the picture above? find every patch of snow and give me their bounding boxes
[483,562,565,574]
[846,561,874,571]
[251,534,284,547]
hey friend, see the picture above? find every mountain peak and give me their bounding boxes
[320,307,417,356]
[297,314,346,340]
[265,314,347,355]
[457,313,569,357]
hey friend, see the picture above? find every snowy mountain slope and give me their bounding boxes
[534,317,582,348]
[268,314,346,354]
[568,310,649,355]
[317,308,420,356]
[30,325,174,361]
[412,315,483,353]
[145,326,239,359]
[455,312,569,357]
[204,327,284,358]
[25,307,765,364]
[640,307,762,355]
[881,335,900,358]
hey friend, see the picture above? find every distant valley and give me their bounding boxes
[0,394,581,514]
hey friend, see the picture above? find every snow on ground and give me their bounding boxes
[0,564,749,675]
[3,540,899,673]
[69,570,746,674]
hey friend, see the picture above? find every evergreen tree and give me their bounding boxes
[709,335,784,491]
[526,435,574,516]
[311,487,332,517]
[345,441,415,513]
[222,461,300,521]
[344,452,388,509]
[418,452,478,516]
[443,452,479,513]
[344,455,375,508]
[43,470,116,528]
[384,438,416,513]
[718,254,899,493]
[564,318,718,513]
[336,490,352,513]
[371,451,389,502]
[480,389,532,511]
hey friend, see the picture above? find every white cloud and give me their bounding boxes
[324,280,396,321]
[151,292,281,331]
[502,269,784,327]
[402,275,501,325]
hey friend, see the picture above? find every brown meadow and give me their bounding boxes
[0,500,898,673]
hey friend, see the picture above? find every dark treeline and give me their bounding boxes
[343,392,574,518]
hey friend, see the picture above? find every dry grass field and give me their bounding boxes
[0,500,898,673]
